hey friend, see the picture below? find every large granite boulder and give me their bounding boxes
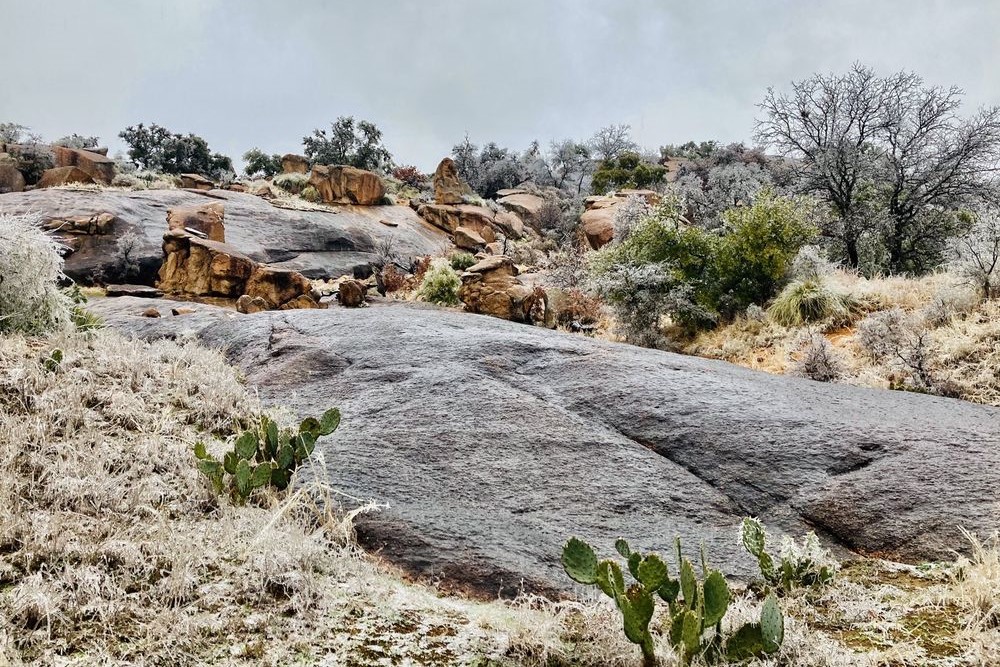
[459,255,549,325]
[37,166,94,188]
[166,202,226,242]
[309,165,386,206]
[415,203,497,243]
[0,189,451,284]
[158,230,319,309]
[0,159,25,195]
[52,146,115,185]
[91,299,1000,598]
[497,192,546,230]
[281,153,310,174]
[432,157,466,204]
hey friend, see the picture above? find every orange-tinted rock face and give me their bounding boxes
[167,202,226,243]
[52,146,115,185]
[308,164,386,205]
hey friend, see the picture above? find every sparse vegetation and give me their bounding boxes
[118,122,234,180]
[303,116,393,172]
[417,258,462,306]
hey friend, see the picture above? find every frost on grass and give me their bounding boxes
[0,329,997,665]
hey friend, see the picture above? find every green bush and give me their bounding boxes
[562,536,784,665]
[767,277,857,327]
[588,189,817,345]
[272,172,310,195]
[591,151,667,194]
[194,408,340,504]
[417,259,462,306]
[713,190,817,317]
[449,252,477,272]
[242,148,283,178]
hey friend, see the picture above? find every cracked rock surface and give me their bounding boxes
[92,297,1000,598]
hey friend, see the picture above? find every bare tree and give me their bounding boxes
[543,139,594,194]
[881,82,1000,271]
[756,64,1000,273]
[588,124,639,162]
[756,65,899,267]
[953,205,1000,300]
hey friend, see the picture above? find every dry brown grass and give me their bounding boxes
[1,328,998,666]
[686,270,1000,406]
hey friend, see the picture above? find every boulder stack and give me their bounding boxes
[52,146,115,185]
[167,202,226,242]
[459,255,550,326]
[308,165,385,205]
[281,154,310,174]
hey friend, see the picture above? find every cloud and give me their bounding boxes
[1,0,997,171]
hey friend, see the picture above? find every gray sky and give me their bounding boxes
[2,0,999,171]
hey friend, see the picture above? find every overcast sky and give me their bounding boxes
[2,1,999,171]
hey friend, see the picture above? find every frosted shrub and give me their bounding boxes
[791,332,843,382]
[611,194,650,244]
[0,212,73,335]
[854,308,912,361]
[416,258,462,306]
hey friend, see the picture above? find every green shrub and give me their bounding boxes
[713,189,817,317]
[591,151,667,194]
[588,189,817,345]
[562,536,784,665]
[449,252,477,272]
[194,408,340,504]
[417,259,462,306]
[301,185,321,203]
[242,148,282,179]
[272,172,310,195]
[0,212,73,335]
[741,518,837,594]
[767,277,857,327]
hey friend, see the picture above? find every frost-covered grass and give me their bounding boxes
[687,270,1000,406]
[0,329,997,665]
[0,212,73,335]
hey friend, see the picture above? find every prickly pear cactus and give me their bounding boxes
[194,407,342,505]
[740,516,836,593]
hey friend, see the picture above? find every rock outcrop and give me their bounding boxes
[497,192,546,230]
[166,202,226,242]
[52,146,115,185]
[37,166,94,188]
[0,189,451,284]
[92,298,1000,598]
[580,189,662,249]
[180,174,214,190]
[415,203,499,246]
[338,279,367,307]
[0,159,25,193]
[158,230,319,309]
[309,165,386,206]
[459,255,549,325]
[432,157,466,204]
[281,154,310,174]
[454,226,487,251]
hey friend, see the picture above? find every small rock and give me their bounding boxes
[141,307,161,318]
[236,294,269,314]
[180,173,214,190]
[338,279,366,307]
[171,307,195,316]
